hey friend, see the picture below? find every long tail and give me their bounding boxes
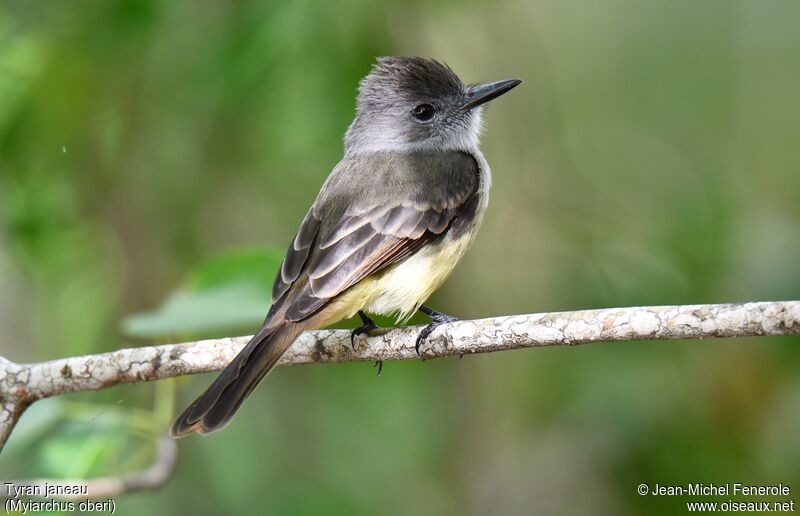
[170,320,307,437]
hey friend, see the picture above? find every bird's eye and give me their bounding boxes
[412,103,436,121]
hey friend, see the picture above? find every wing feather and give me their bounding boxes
[273,210,320,302]
[271,150,480,322]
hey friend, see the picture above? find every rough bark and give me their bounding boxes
[1,301,798,453]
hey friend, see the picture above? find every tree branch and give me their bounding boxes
[1,301,798,453]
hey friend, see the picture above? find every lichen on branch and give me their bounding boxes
[1,301,798,452]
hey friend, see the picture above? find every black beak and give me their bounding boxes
[462,78,522,111]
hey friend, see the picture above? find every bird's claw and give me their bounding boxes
[350,311,379,352]
[415,326,434,357]
[415,306,459,358]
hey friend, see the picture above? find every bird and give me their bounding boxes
[171,56,521,437]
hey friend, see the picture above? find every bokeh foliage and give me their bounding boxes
[1,0,799,514]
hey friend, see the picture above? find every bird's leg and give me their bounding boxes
[351,310,381,351]
[415,305,459,356]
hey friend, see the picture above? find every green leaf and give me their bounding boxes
[187,246,284,291]
[40,424,124,478]
[121,246,283,339]
[30,402,155,479]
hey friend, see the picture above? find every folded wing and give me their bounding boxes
[271,150,479,321]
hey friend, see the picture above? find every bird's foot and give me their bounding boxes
[415,305,459,357]
[351,311,383,351]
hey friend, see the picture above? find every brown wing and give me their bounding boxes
[270,150,480,322]
[271,209,319,303]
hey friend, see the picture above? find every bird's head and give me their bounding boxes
[345,56,521,155]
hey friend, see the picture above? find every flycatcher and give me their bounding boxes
[171,56,521,437]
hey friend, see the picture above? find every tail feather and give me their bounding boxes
[170,321,305,437]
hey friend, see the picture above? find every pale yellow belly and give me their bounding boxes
[318,231,476,326]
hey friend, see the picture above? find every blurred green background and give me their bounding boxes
[1,0,799,514]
